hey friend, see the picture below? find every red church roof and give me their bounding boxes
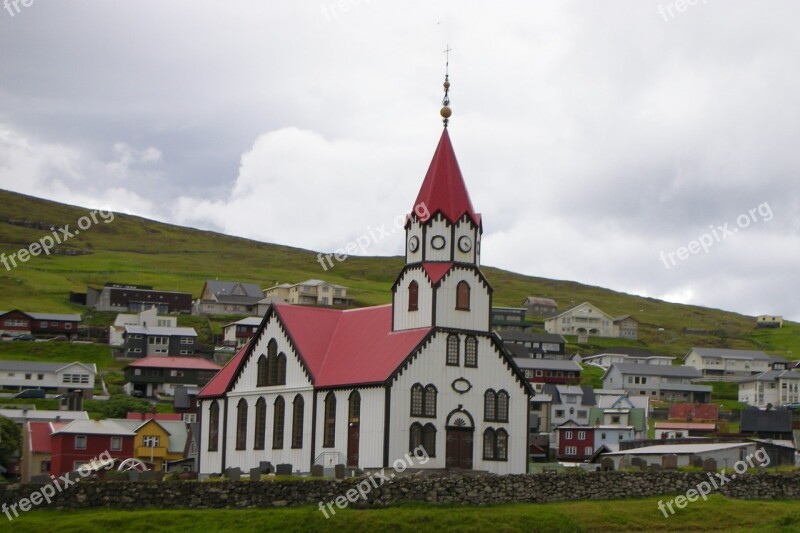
[423,262,453,284]
[199,304,431,397]
[413,129,480,226]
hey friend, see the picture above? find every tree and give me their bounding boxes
[99,395,151,419]
[0,417,21,471]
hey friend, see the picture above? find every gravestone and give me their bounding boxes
[702,458,717,472]
[259,461,273,474]
[250,467,262,481]
[650,463,662,472]
[631,457,645,469]
[275,464,293,476]
[334,464,346,480]
[225,467,242,481]
[311,464,324,477]
[662,454,678,470]
[691,455,703,468]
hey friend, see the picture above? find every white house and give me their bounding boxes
[602,363,711,403]
[684,347,773,381]
[599,442,759,470]
[109,308,177,346]
[544,303,637,339]
[222,317,263,348]
[581,348,674,369]
[0,361,97,398]
[738,370,800,408]
[197,123,532,476]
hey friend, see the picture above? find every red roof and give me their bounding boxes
[28,421,54,453]
[668,403,720,421]
[127,356,222,371]
[413,129,480,226]
[423,262,453,284]
[199,304,431,397]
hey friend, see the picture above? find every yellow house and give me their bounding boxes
[114,418,188,472]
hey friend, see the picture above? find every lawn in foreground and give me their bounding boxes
[7,496,800,532]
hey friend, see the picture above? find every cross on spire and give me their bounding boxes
[441,45,452,127]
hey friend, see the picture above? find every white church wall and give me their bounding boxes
[434,269,490,331]
[393,268,434,331]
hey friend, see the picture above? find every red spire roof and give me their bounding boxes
[413,129,480,226]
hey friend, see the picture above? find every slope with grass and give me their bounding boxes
[0,189,795,362]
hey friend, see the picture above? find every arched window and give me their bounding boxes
[483,428,496,460]
[256,355,268,387]
[446,334,460,366]
[409,422,423,451]
[323,392,336,448]
[496,390,509,422]
[484,389,496,421]
[349,391,361,424]
[208,400,219,452]
[408,281,419,311]
[254,397,267,450]
[464,336,478,367]
[422,423,437,458]
[456,281,470,310]
[266,339,279,385]
[423,385,437,417]
[272,396,285,449]
[291,395,304,449]
[276,353,287,385]
[235,398,248,450]
[496,429,508,461]
[410,383,424,416]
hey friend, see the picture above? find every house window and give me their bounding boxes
[40,461,51,473]
[446,334,460,366]
[254,398,267,450]
[611,415,620,424]
[577,431,586,440]
[75,435,86,450]
[235,399,248,450]
[292,395,304,449]
[555,410,565,418]
[208,400,219,451]
[585,446,594,455]
[408,281,419,311]
[40,321,48,328]
[565,446,577,455]
[180,337,193,345]
[182,413,196,423]
[564,431,573,439]
[273,396,285,449]
[323,392,336,448]
[110,437,122,451]
[464,336,478,367]
[483,428,508,461]
[456,281,470,310]
[257,355,268,387]
[143,435,160,447]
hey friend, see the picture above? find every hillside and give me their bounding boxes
[0,189,797,360]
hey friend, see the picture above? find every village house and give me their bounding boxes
[543,384,596,432]
[113,417,191,472]
[602,363,711,403]
[0,360,97,398]
[588,394,649,440]
[48,419,136,477]
[738,369,800,408]
[0,310,81,339]
[490,307,530,333]
[498,331,567,359]
[123,324,198,357]
[683,347,777,381]
[197,115,532,476]
[194,280,264,316]
[261,279,351,307]
[740,407,794,440]
[544,302,638,340]
[87,283,193,314]
[522,297,557,317]
[579,347,675,369]
[124,356,221,398]
[109,308,177,346]
[756,315,783,328]
[222,317,262,348]
[514,358,581,386]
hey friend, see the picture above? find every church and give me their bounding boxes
[197,79,533,476]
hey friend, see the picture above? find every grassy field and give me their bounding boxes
[0,189,797,361]
[7,496,800,532]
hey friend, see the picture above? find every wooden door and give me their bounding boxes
[445,427,474,469]
[347,422,359,466]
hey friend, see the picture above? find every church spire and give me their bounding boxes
[440,45,452,128]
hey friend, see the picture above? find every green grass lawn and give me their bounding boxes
[8,496,800,532]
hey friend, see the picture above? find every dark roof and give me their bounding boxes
[607,363,701,378]
[740,408,792,434]
[687,348,770,361]
[589,347,658,358]
[739,370,800,384]
[504,344,529,358]
[497,331,566,344]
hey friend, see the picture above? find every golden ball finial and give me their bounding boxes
[443,80,450,89]
[440,106,452,119]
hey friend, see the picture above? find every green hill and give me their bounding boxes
[0,189,797,360]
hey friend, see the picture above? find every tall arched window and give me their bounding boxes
[348,391,361,424]
[423,385,437,417]
[256,355,268,387]
[272,396,285,449]
[496,429,508,461]
[254,397,267,450]
[208,400,219,452]
[323,392,336,448]
[446,334,460,366]
[408,281,419,311]
[235,399,248,450]
[291,395,304,448]
[410,384,424,416]
[484,389,497,421]
[496,390,509,422]
[422,423,437,457]
[276,353,287,385]
[266,339,279,385]
[483,428,496,460]
[456,281,470,310]
[409,422,423,451]
[464,336,478,367]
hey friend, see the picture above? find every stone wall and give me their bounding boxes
[2,472,800,511]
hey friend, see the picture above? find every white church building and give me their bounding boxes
[198,94,533,476]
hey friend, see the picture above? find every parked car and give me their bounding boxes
[14,388,46,399]
[783,402,800,410]
[13,334,36,341]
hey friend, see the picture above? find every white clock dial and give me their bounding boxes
[458,236,472,253]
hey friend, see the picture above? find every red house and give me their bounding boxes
[0,310,82,339]
[513,358,582,386]
[49,419,136,476]
[556,421,595,461]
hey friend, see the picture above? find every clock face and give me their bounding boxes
[408,236,419,252]
[458,236,472,253]
[431,235,446,250]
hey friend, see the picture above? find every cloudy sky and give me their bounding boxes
[1,1,798,320]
